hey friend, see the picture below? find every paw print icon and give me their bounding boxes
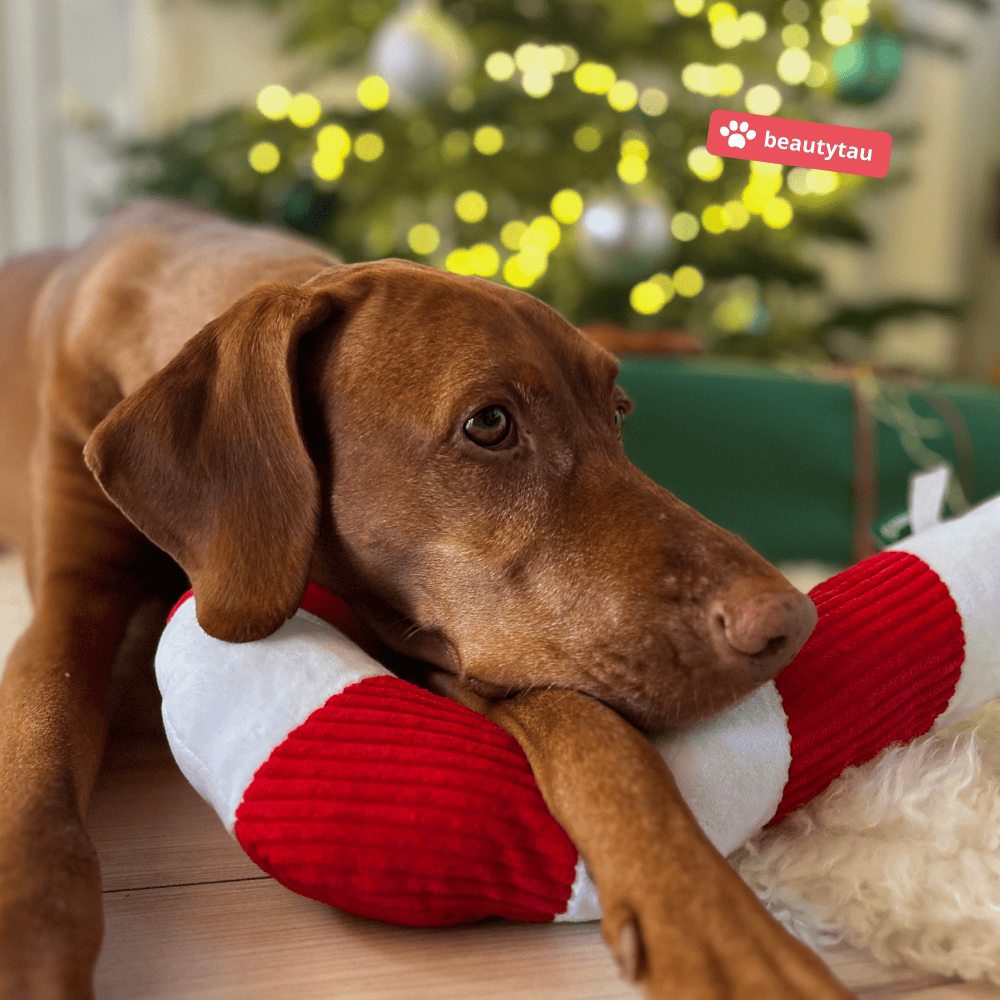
[719,120,756,148]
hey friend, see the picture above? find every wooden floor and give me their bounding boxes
[84,730,998,1000]
[2,552,999,999]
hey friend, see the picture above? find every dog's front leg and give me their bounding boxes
[0,436,172,1000]
[488,689,855,1000]
[0,612,108,1000]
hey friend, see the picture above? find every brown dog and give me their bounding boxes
[0,200,851,1000]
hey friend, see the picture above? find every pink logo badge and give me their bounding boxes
[706,110,892,178]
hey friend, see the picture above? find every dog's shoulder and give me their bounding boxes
[33,201,337,433]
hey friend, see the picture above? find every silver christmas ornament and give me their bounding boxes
[575,193,672,281]
[370,0,474,104]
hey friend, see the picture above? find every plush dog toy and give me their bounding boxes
[155,466,1000,927]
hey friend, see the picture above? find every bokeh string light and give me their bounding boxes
[119,0,926,358]
[243,0,856,307]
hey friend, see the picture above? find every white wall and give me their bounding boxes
[137,0,312,134]
[0,0,70,255]
[0,0,298,257]
[953,0,1000,382]
[0,0,145,255]
[857,0,1000,380]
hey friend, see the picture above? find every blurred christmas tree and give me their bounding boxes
[112,0,985,358]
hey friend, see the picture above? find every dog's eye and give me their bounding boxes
[614,405,627,437]
[464,406,511,447]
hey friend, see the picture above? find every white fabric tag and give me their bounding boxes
[908,464,951,536]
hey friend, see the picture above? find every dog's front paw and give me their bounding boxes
[601,882,854,1000]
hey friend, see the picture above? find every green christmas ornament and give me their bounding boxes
[830,25,903,105]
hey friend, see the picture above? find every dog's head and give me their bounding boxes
[85,259,815,730]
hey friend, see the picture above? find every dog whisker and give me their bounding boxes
[403,622,426,642]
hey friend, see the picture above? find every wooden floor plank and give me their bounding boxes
[96,878,633,1000]
[88,735,260,892]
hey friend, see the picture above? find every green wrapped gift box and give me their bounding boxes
[617,357,1000,566]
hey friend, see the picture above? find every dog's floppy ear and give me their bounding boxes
[85,280,341,642]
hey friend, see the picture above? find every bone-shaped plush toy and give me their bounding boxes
[155,468,1000,926]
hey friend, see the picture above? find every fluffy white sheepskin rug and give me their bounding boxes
[732,702,1000,982]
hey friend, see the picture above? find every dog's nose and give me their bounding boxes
[709,578,817,672]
